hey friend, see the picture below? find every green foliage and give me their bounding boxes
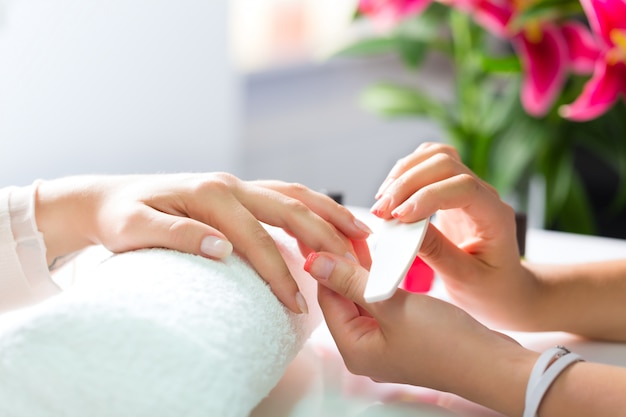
[334,4,626,235]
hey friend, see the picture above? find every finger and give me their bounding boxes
[391,174,511,233]
[235,183,360,259]
[252,180,373,239]
[374,142,462,200]
[103,205,234,259]
[180,186,304,314]
[351,238,372,270]
[415,223,478,281]
[372,152,472,219]
[212,196,306,314]
[304,252,370,308]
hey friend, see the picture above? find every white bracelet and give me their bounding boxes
[523,346,583,417]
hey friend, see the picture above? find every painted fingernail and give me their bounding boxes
[304,252,335,280]
[200,236,233,258]
[353,218,373,234]
[295,292,309,315]
[345,252,357,263]
[370,194,392,216]
[391,202,413,218]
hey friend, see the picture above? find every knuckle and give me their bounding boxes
[194,172,238,195]
[242,228,277,259]
[430,152,459,174]
[456,173,482,193]
[286,182,309,195]
[108,208,143,238]
[335,264,364,300]
[283,198,310,216]
[166,218,193,247]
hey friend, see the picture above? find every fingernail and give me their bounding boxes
[304,252,335,280]
[353,218,373,234]
[345,252,357,263]
[295,292,309,315]
[392,202,413,218]
[370,194,392,216]
[200,236,233,258]
[375,178,394,199]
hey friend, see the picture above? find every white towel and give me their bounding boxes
[0,227,321,417]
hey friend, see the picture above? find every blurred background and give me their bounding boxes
[1,0,623,236]
[0,0,444,209]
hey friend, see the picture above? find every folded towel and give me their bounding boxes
[0,226,321,417]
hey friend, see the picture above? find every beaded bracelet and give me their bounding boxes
[523,346,583,417]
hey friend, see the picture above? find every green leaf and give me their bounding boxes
[332,37,398,58]
[359,83,448,122]
[543,148,575,225]
[489,116,547,196]
[478,77,522,137]
[480,55,521,74]
[509,0,583,32]
[550,173,596,235]
[397,37,428,69]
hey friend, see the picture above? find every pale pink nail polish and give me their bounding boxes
[371,194,392,216]
[353,218,373,234]
[201,236,233,258]
[295,292,309,315]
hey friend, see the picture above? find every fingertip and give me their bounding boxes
[304,252,335,280]
[200,235,233,259]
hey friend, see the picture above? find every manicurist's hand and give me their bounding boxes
[369,142,626,340]
[369,142,539,328]
[34,173,372,314]
[304,251,538,417]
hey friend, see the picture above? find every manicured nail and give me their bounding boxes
[370,194,392,216]
[375,178,394,199]
[353,218,373,234]
[345,252,357,263]
[295,292,309,315]
[200,236,233,258]
[391,202,413,218]
[304,252,335,280]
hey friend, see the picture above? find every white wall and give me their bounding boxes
[241,56,449,207]
[0,0,240,187]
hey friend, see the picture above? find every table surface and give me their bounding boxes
[253,222,626,417]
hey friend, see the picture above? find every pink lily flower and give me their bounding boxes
[560,0,626,121]
[469,0,600,117]
[358,0,433,28]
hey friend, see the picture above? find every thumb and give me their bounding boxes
[304,252,369,307]
[128,209,233,259]
[417,223,476,281]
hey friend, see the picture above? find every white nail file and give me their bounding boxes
[364,217,430,303]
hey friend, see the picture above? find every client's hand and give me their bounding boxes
[35,173,372,314]
[304,251,537,417]
[370,142,538,329]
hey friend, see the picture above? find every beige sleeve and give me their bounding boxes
[0,185,59,313]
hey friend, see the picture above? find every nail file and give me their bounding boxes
[364,217,430,303]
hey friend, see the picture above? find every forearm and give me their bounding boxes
[447,336,626,417]
[446,336,538,417]
[527,259,626,340]
[538,361,626,416]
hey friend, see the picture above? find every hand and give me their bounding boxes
[35,173,372,314]
[369,142,539,329]
[303,251,537,416]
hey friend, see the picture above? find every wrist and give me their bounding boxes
[447,331,539,416]
[35,177,97,264]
